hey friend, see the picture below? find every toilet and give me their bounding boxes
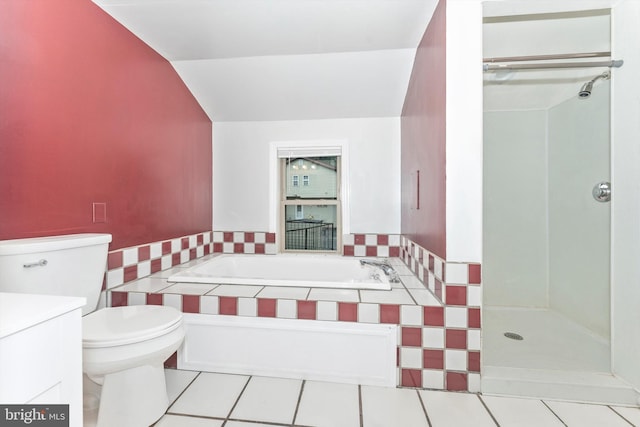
[0,233,184,427]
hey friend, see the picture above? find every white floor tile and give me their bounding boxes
[545,400,631,427]
[155,414,223,427]
[165,369,199,405]
[612,406,640,426]
[295,381,360,427]
[225,422,286,427]
[361,385,427,427]
[420,390,495,427]
[481,395,564,427]
[230,376,302,424]
[169,372,249,418]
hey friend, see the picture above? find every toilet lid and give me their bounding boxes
[83,305,182,348]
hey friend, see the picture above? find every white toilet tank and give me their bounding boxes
[0,233,112,315]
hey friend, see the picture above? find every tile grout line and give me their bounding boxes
[415,389,433,427]
[290,379,306,426]
[220,375,253,426]
[607,405,636,426]
[165,371,202,412]
[358,384,364,427]
[476,394,501,426]
[541,400,569,427]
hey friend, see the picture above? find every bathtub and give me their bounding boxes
[168,254,392,290]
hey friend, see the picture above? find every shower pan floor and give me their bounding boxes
[481,307,636,405]
[483,306,609,372]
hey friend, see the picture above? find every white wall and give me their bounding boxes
[446,0,484,263]
[611,0,640,392]
[483,110,549,308]
[212,118,401,234]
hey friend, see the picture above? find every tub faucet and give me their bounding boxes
[360,259,400,283]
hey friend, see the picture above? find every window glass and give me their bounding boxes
[285,205,337,250]
[282,155,339,251]
[285,157,337,199]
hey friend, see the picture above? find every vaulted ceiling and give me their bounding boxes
[92,0,439,122]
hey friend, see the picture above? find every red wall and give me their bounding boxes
[401,0,447,259]
[0,0,212,250]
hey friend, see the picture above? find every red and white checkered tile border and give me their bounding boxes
[106,232,481,392]
[104,231,213,290]
[343,233,401,257]
[211,231,277,254]
[398,235,482,392]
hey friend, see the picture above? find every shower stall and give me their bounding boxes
[481,8,637,404]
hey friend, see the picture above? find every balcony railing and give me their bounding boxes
[285,220,336,251]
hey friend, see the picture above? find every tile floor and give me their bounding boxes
[155,369,640,427]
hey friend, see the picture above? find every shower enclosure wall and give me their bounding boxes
[481,8,637,405]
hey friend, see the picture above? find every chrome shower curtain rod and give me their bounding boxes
[483,51,624,71]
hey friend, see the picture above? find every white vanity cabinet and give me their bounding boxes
[0,292,85,427]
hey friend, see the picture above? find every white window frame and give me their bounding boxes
[292,175,299,187]
[303,175,310,186]
[269,140,350,248]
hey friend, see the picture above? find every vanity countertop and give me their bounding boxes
[0,292,85,338]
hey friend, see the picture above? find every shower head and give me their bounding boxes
[578,71,610,98]
[578,81,594,98]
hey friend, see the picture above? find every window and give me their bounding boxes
[281,155,340,252]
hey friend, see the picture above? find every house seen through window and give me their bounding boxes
[282,156,339,251]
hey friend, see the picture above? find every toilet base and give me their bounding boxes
[92,364,168,427]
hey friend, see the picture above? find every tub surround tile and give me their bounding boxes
[117,277,172,293]
[360,289,414,305]
[338,302,358,322]
[255,286,310,300]
[276,299,297,319]
[307,288,360,302]
[238,297,257,316]
[408,289,442,306]
[200,295,219,314]
[160,283,217,295]
[316,301,338,321]
[358,303,380,323]
[380,304,400,324]
[219,296,238,315]
[256,298,277,317]
[106,233,482,393]
[207,285,263,298]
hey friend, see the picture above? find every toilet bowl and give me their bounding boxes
[83,305,185,427]
[0,234,185,427]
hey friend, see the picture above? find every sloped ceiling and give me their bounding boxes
[91,0,439,122]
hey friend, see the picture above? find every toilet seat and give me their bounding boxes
[83,305,182,348]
